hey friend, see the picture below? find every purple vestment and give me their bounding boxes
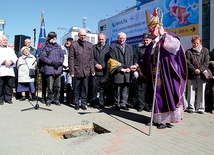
[139,32,187,124]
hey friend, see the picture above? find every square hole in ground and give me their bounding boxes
[43,123,110,140]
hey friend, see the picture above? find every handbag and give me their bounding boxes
[202,69,213,79]
[29,69,36,78]
[23,57,36,78]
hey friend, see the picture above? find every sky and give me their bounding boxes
[1,0,136,46]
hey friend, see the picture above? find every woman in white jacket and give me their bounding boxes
[17,46,37,101]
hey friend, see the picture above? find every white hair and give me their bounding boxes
[0,35,8,41]
[118,32,126,38]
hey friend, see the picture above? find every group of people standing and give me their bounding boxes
[0,36,38,104]
[0,7,213,130]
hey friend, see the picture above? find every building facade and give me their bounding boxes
[98,0,213,51]
[0,20,6,36]
[61,27,98,45]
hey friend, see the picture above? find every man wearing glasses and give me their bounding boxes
[68,29,95,110]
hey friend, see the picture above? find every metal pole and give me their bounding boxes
[33,28,36,47]
[149,42,161,136]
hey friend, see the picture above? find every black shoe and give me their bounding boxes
[137,107,143,112]
[144,106,151,112]
[145,122,158,126]
[19,96,26,101]
[29,96,34,101]
[5,100,13,104]
[90,100,96,107]
[166,123,174,128]
[115,106,120,111]
[197,111,204,114]
[185,109,193,113]
[40,99,45,103]
[46,103,51,107]
[145,122,151,126]
[74,105,79,110]
[99,105,105,112]
[157,123,167,129]
[81,106,87,110]
[99,104,105,109]
[32,96,37,100]
[54,100,61,106]
[46,101,52,107]
[121,105,129,110]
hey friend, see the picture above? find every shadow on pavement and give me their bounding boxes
[78,107,151,136]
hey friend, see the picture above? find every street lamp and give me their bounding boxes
[57,27,67,45]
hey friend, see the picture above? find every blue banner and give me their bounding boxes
[36,10,46,56]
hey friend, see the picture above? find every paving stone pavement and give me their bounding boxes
[0,96,214,155]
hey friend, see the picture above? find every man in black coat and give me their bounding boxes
[91,34,110,109]
[109,32,133,110]
[133,33,152,112]
[68,29,95,110]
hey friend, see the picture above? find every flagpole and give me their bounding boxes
[33,28,36,47]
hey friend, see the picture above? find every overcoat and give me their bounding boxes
[109,42,133,83]
[39,42,64,75]
[17,54,37,82]
[93,44,110,76]
[185,47,210,80]
[68,40,95,77]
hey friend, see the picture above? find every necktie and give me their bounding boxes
[121,45,125,53]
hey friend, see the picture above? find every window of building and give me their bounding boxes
[86,36,90,42]
[74,35,78,41]
[100,25,106,31]
[91,37,95,44]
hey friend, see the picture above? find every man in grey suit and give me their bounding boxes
[91,33,110,109]
[109,32,133,110]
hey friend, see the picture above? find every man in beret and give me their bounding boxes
[133,33,152,112]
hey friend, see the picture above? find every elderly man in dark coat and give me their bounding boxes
[68,29,95,110]
[109,32,133,110]
[91,33,110,109]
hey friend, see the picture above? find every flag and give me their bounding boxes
[36,9,46,56]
